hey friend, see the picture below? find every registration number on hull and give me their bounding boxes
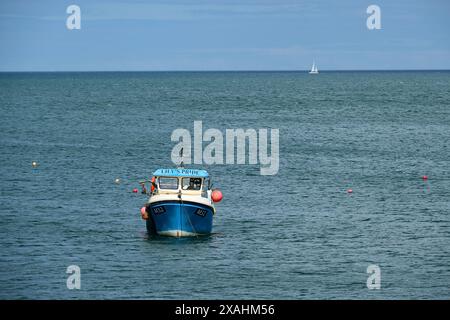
[194,208,208,217]
[152,206,166,215]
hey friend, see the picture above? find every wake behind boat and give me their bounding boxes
[140,168,222,237]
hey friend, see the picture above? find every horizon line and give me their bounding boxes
[1,69,450,73]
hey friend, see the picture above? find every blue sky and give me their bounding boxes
[0,0,449,71]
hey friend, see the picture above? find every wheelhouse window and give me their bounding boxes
[201,178,210,198]
[158,177,178,190]
[182,177,202,191]
[202,178,210,192]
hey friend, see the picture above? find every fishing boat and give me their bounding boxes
[140,168,222,237]
[309,61,319,74]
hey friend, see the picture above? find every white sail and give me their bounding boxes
[309,61,319,74]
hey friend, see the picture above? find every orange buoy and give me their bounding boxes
[211,189,223,202]
[140,206,148,220]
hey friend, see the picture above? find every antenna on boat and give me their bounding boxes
[179,147,185,168]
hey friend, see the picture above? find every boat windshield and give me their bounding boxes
[159,177,178,190]
[202,178,210,191]
[182,177,202,191]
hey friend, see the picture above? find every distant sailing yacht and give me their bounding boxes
[309,61,319,74]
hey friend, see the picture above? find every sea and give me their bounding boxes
[0,71,449,299]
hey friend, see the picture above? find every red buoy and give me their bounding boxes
[133,188,138,193]
[347,189,353,194]
[140,206,148,220]
[211,189,223,202]
[422,175,428,181]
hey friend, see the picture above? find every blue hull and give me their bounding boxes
[146,200,214,236]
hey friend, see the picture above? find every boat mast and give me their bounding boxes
[179,147,185,168]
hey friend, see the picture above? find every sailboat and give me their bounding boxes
[309,61,319,74]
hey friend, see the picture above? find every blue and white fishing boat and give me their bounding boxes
[140,168,222,237]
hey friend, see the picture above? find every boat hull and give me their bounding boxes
[146,200,214,237]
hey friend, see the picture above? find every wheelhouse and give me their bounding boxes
[151,168,211,196]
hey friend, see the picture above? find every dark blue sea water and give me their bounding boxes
[1,71,449,299]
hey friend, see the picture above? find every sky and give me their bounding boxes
[0,0,449,71]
